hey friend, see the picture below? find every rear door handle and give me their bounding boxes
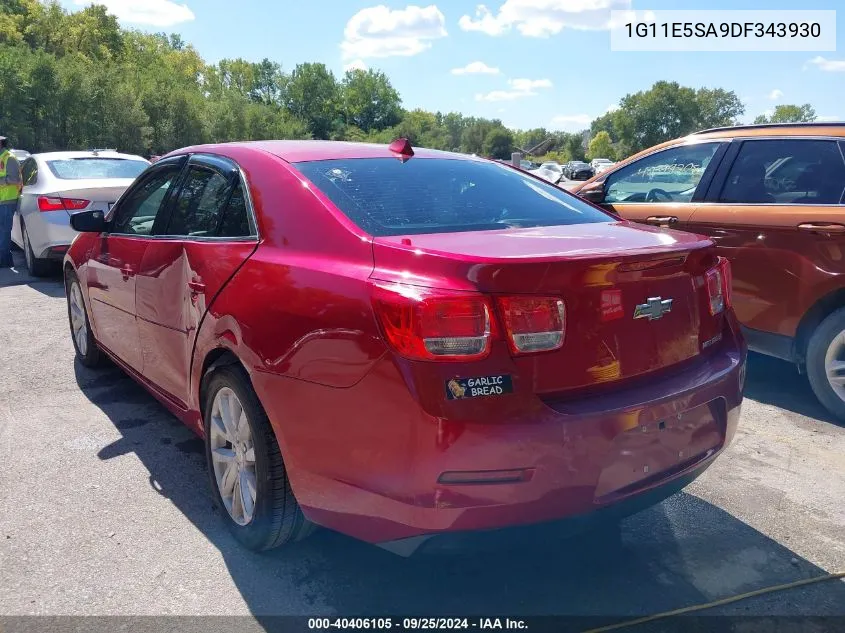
[646,216,679,226]
[797,223,845,234]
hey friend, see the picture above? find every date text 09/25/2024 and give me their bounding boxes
[308,618,528,630]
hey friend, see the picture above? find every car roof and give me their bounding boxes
[166,140,483,164]
[33,150,148,162]
[693,121,845,136]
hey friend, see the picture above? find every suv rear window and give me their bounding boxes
[47,158,148,180]
[294,158,610,236]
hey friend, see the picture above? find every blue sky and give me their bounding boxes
[62,0,845,132]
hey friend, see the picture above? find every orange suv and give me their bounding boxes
[573,122,845,419]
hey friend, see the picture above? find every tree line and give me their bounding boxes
[0,0,820,161]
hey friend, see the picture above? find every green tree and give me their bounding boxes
[609,81,744,154]
[565,133,586,162]
[284,62,340,139]
[754,104,817,124]
[341,68,401,133]
[586,131,614,161]
[482,127,514,159]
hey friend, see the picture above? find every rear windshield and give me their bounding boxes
[47,158,148,180]
[294,157,610,236]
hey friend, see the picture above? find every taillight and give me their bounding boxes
[497,296,565,354]
[704,257,732,315]
[37,196,89,212]
[371,284,493,361]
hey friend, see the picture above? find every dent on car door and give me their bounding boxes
[136,155,258,408]
[688,137,845,340]
[599,141,727,229]
[86,159,185,371]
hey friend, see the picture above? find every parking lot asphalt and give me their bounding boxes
[1,249,844,622]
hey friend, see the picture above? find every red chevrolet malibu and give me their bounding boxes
[63,139,745,554]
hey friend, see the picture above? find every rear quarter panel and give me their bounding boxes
[188,153,416,509]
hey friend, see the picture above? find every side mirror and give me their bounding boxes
[70,209,107,233]
[579,182,606,204]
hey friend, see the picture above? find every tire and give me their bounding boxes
[65,270,106,368]
[203,365,314,551]
[806,307,845,421]
[22,221,52,277]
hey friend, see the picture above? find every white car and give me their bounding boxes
[591,158,615,174]
[11,150,149,276]
[529,161,564,184]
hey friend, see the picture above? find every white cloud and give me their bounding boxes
[451,61,500,75]
[768,89,784,101]
[459,0,633,38]
[344,59,369,72]
[806,56,845,72]
[509,78,552,91]
[341,4,447,60]
[476,90,533,102]
[551,114,592,129]
[475,77,552,101]
[74,0,194,26]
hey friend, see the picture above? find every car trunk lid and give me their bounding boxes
[371,221,722,394]
[50,179,137,216]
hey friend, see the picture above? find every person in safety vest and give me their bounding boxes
[0,136,22,268]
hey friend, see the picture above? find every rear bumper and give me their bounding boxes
[252,321,746,546]
[22,210,76,258]
[741,325,795,363]
[381,457,713,556]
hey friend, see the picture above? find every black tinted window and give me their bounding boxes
[218,183,252,237]
[166,166,233,237]
[294,158,610,236]
[720,139,845,205]
[112,165,182,236]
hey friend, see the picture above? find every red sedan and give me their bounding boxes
[63,139,746,554]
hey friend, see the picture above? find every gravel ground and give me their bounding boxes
[1,250,843,625]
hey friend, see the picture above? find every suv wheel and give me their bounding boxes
[806,307,845,420]
[203,365,314,550]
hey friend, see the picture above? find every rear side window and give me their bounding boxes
[719,139,845,205]
[166,166,233,237]
[21,158,37,186]
[217,184,252,238]
[47,158,148,180]
[293,158,610,236]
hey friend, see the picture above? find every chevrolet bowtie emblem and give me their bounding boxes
[633,297,673,321]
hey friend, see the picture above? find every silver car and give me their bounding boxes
[11,150,149,276]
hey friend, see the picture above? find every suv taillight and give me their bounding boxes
[705,257,732,315]
[497,296,565,354]
[371,284,494,361]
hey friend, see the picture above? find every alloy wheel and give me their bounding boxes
[68,281,88,356]
[209,387,257,526]
[823,331,845,402]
